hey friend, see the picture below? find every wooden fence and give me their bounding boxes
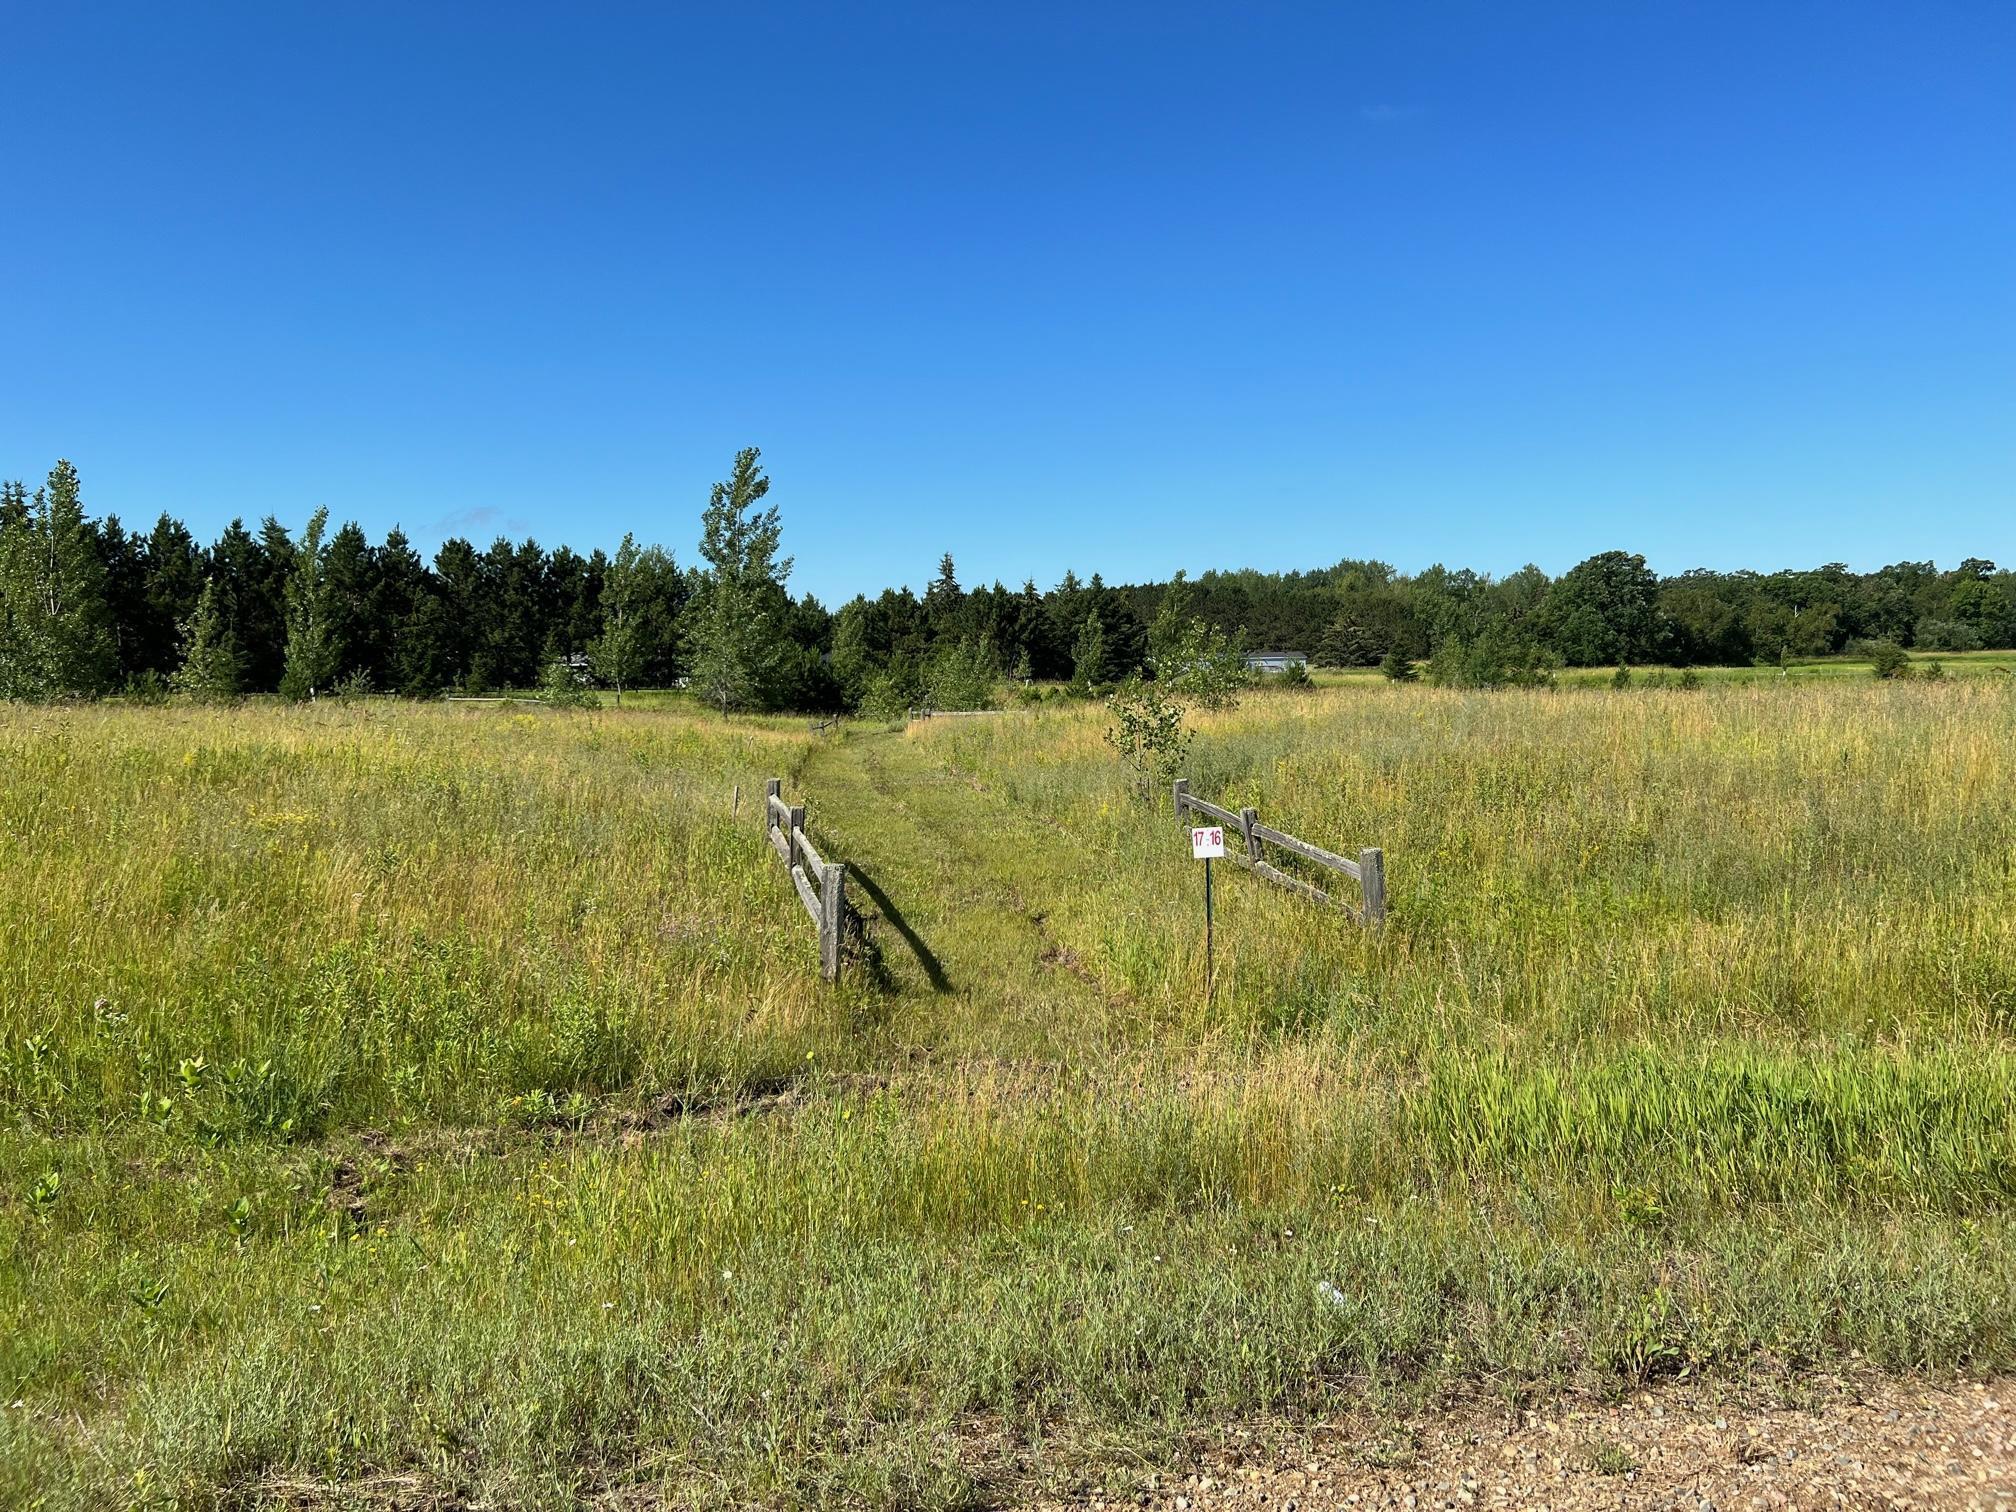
[1173,779,1385,924]
[906,706,1007,722]
[763,778,848,980]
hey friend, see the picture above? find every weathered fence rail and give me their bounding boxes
[763,778,848,980]
[906,706,1007,722]
[1173,779,1385,924]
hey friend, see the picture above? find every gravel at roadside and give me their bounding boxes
[1029,1378,2013,1511]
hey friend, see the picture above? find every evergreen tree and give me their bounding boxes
[1042,569,1086,679]
[172,578,239,700]
[1085,574,1148,682]
[43,461,117,695]
[546,546,601,661]
[205,520,284,693]
[396,590,462,697]
[429,538,483,690]
[0,462,117,697]
[279,508,336,701]
[370,528,431,693]
[924,552,965,641]
[689,447,792,713]
[248,518,298,692]
[0,480,37,696]
[468,537,551,690]
[97,515,152,684]
[321,521,380,687]
[140,514,205,679]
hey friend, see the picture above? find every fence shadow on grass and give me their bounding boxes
[844,860,953,994]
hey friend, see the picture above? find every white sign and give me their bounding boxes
[1191,825,1225,859]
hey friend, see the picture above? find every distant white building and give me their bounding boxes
[1244,650,1308,673]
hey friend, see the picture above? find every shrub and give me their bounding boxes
[1104,677,1192,799]
[1866,640,1911,680]
[1428,623,1559,690]
[124,670,171,705]
[923,637,1001,711]
[539,660,597,709]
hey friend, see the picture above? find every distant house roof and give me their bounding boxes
[1244,649,1307,664]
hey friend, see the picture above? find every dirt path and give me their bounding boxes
[1025,1379,2014,1511]
[800,727,1122,1055]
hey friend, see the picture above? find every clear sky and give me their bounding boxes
[3,2,2010,606]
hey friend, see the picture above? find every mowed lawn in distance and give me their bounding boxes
[4,682,2016,1508]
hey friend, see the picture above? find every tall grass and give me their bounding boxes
[5,682,2015,1508]
[924,680,2016,1049]
[0,701,839,1133]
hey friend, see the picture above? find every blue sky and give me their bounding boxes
[3,2,2010,605]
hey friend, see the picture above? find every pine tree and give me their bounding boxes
[279,508,335,701]
[0,463,116,698]
[140,514,205,679]
[395,589,461,698]
[97,515,151,685]
[40,461,117,695]
[0,480,38,696]
[546,546,599,663]
[206,520,278,692]
[321,521,379,688]
[248,518,298,692]
[924,552,965,641]
[469,537,551,690]
[428,538,482,691]
[370,528,428,692]
[689,448,792,713]
[173,579,240,700]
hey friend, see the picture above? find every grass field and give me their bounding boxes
[5,679,2016,1507]
[1308,646,2016,689]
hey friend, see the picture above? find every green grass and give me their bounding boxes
[1305,647,2016,689]
[5,681,2016,1507]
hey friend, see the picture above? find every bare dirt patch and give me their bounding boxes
[1026,1378,2015,1511]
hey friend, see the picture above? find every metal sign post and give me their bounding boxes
[1190,825,1225,999]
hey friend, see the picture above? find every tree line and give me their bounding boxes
[3,448,2013,707]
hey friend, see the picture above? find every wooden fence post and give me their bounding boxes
[1173,778,1189,822]
[1358,847,1386,925]
[788,804,806,868]
[764,778,780,843]
[819,863,845,980]
[1239,806,1261,862]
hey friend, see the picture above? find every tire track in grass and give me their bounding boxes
[799,728,1127,1062]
